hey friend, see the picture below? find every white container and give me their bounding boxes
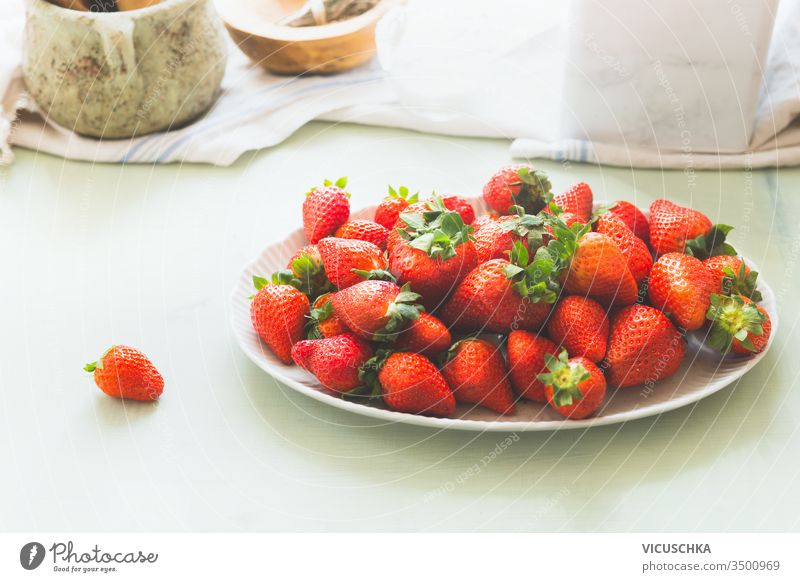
[561,0,779,153]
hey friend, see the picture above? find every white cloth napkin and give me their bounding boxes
[2,0,800,168]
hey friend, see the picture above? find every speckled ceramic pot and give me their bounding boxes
[23,0,227,138]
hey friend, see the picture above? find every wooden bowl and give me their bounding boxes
[216,0,394,75]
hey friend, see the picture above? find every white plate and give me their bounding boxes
[229,197,778,431]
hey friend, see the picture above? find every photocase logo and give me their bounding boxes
[20,542,46,570]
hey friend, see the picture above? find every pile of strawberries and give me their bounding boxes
[250,168,771,420]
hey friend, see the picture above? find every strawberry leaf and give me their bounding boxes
[253,275,269,290]
[398,196,474,259]
[721,262,763,303]
[509,167,554,214]
[356,348,392,398]
[705,293,767,354]
[685,224,735,260]
[353,268,397,282]
[536,350,589,407]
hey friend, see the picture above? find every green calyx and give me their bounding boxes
[375,283,424,342]
[354,348,392,399]
[306,176,350,197]
[289,252,333,299]
[721,261,762,303]
[501,215,589,303]
[352,268,397,283]
[502,242,560,303]
[254,252,333,301]
[705,294,767,354]
[84,346,114,372]
[398,196,474,260]
[387,185,419,203]
[536,350,589,408]
[305,300,333,340]
[508,167,553,214]
[685,224,736,260]
[499,205,548,249]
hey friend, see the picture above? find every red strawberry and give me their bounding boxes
[647,252,715,330]
[335,219,390,251]
[250,277,310,364]
[605,304,686,388]
[317,237,386,289]
[506,331,558,402]
[702,255,762,301]
[398,195,475,226]
[440,195,476,225]
[307,292,349,339]
[365,351,456,417]
[330,280,423,341]
[595,213,653,284]
[538,351,606,420]
[281,244,333,298]
[374,185,418,230]
[552,182,593,222]
[441,339,516,414]
[606,200,649,243]
[562,231,639,306]
[440,251,553,333]
[706,294,772,355]
[291,333,374,392]
[303,177,350,244]
[648,199,712,257]
[483,165,553,215]
[394,312,452,357]
[473,215,527,263]
[84,345,164,401]
[546,296,609,363]
[389,198,478,309]
[472,213,500,230]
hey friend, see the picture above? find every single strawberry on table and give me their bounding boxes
[250,275,310,364]
[84,345,164,401]
[705,294,772,355]
[303,177,350,244]
[441,338,516,414]
[546,295,609,363]
[394,312,452,357]
[291,333,374,393]
[317,237,386,290]
[389,197,478,309]
[537,350,606,420]
[647,252,716,331]
[506,330,559,402]
[335,219,390,251]
[648,199,712,257]
[439,243,554,333]
[359,351,456,417]
[374,185,418,230]
[483,164,553,215]
[604,304,686,388]
[330,280,423,342]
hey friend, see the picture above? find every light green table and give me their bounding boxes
[0,122,797,532]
